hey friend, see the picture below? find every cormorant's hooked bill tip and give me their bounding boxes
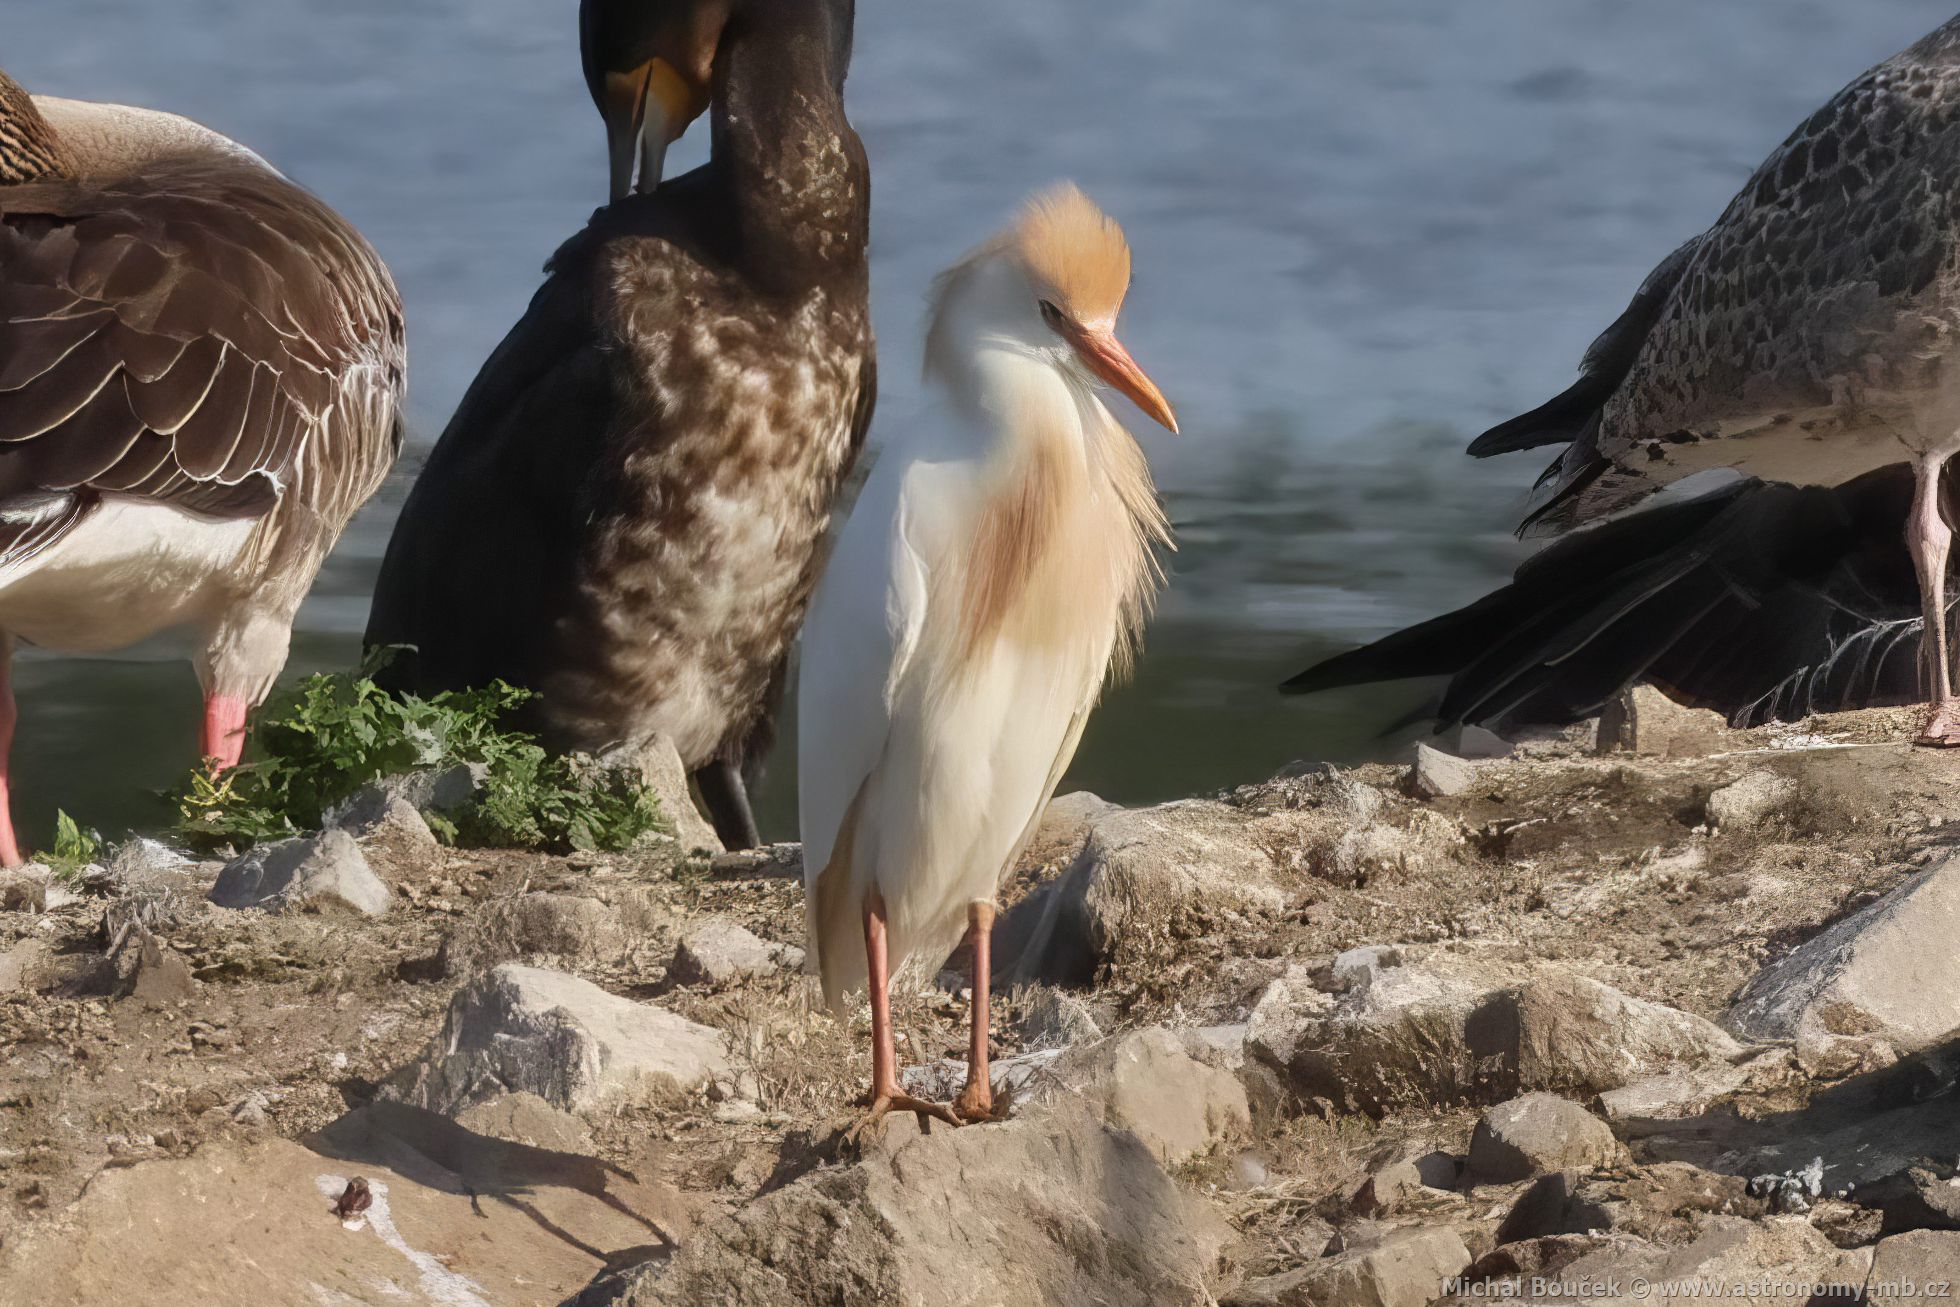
[602,58,707,201]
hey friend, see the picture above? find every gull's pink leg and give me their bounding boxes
[845,887,960,1143]
[201,693,250,771]
[953,901,1001,1122]
[1909,452,1960,747]
[0,635,20,869]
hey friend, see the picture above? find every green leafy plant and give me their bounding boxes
[41,810,102,882]
[167,660,665,855]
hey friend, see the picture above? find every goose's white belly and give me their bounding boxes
[0,501,257,653]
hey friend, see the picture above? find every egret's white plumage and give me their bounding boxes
[798,186,1173,1057]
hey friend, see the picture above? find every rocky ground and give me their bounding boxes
[4,691,1960,1305]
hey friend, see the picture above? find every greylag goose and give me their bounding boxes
[800,186,1176,1134]
[366,0,872,849]
[1286,16,1960,744]
[0,71,405,866]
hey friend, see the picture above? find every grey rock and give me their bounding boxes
[395,964,731,1115]
[1468,1094,1623,1185]
[1860,1167,1960,1234]
[1243,964,1332,1074]
[1225,1227,1470,1307]
[1869,1230,1960,1288]
[1333,945,1404,991]
[611,1100,1231,1306]
[1043,1027,1250,1166]
[1415,1150,1463,1190]
[1506,973,1744,1096]
[1181,1022,1250,1073]
[1252,954,1756,1116]
[0,1130,691,1306]
[1496,1172,1590,1243]
[1495,1162,1753,1247]
[1597,685,1732,759]
[1320,773,1389,824]
[1550,1217,1872,1300]
[669,917,798,986]
[332,793,440,867]
[1449,724,1516,759]
[1705,770,1800,831]
[0,938,56,994]
[995,799,1292,988]
[996,783,1451,987]
[1455,1234,1625,1290]
[1595,1051,1786,1126]
[325,764,485,829]
[452,1091,595,1152]
[1408,743,1478,800]
[1030,790,1120,857]
[596,735,720,853]
[0,863,52,912]
[902,1048,1062,1103]
[207,829,390,917]
[1350,1159,1423,1216]
[1018,986,1105,1049]
[1727,854,1960,1055]
[1246,958,1501,1116]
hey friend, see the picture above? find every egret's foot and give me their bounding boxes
[844,1090,960,1146]
[951,1076,1012,1124]
[1915,700,1960,748]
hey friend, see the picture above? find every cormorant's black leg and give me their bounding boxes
[692,756,762,849]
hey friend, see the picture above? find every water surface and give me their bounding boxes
[8,0,1954,844]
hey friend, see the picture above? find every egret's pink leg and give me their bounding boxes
[845,887,959,1143]
[1910,452,1960,747]
[201,694,250,771]
[0,639,19,868]
[953,901,1001,1122]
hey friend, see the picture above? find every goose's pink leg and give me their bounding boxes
[0,637,19,869]
[201,694,250,771]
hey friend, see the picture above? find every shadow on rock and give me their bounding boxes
[310,1100,681,1267]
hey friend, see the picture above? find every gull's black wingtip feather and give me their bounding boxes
[1466,374,1609,458]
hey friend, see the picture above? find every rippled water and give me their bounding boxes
[7,0,1955,845]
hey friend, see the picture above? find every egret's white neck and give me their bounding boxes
[924,254,1105,459]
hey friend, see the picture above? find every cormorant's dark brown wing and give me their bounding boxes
[364,221,621,696]
[0,155,401,563]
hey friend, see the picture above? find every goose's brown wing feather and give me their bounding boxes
[0,155,402,563]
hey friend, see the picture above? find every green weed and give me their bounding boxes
[167,664,664,855]
[42,810,102,882]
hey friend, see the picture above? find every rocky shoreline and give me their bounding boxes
[3,695,1960,1304]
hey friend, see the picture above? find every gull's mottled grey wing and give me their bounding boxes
[1519,18,1960,535]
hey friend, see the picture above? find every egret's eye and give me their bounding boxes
[1038,299,1065,331]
